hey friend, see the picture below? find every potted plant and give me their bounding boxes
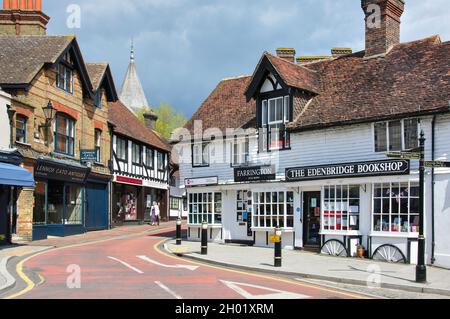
[357,245,365,258]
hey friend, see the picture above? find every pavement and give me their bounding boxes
[0,222,175,296]
[164,239,450,297]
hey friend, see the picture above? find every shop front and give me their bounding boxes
[285,159,420,264]
[112,175,168,226]
[32,158,90,240]
[0,149,34,245]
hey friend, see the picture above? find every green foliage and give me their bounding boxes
[136,104,187,139]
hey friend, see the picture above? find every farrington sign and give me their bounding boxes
[286,159,410,182]
[234,165,276,182]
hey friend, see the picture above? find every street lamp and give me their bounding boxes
[416,131,427,283]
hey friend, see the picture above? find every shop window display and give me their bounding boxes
[236,190,248,222]
[373,182,420,233]
[322,185,360,231]
[47,181,64,224]
[123,192,137,221]
[65,184,83,224]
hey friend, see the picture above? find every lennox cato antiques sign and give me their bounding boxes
[35,160,90,184]
[234,165,276,182]
[286,159,410,182]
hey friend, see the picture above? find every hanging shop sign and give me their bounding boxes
[234,165,276,183]
[34,160,89,184]
[286,159,410,182]
[424,161,450,168]
[185,176,219,187]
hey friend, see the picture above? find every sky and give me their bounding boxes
[44,0,450,118]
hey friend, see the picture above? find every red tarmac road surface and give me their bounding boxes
[15,227,370,299]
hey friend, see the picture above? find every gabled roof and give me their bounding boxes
[288,35,450,131]
[86,63,118,102]
[108,100,171,153]
[0,35,93,94]
[184,75,256,133]
[245,52,320,100]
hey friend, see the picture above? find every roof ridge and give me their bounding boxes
[265,51,319,73]
[221,75,251,82]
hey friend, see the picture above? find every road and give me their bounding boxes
[5,226,372,299]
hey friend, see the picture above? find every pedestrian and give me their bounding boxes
[151,201,160,226]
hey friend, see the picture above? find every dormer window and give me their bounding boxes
[56,63,73,94]
[260,96,291,151]
[94,91,102,108]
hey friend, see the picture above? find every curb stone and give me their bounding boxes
[162,241,450,297]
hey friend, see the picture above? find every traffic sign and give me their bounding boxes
[386,152,420,160]
[424,161,450,168]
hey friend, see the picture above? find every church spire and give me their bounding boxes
[119,39,150,114]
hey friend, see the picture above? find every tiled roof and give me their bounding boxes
[108,100,171,152]
[86,63,108,91]
[184,75,256,133]
[288,35,450,130]
[265,52,320,94]
[0,35,74,86]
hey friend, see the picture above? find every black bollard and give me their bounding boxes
[201,221,208,255]
[176,218,182,245]
[274,226,282,267]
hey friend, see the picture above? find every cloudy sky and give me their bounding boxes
[45,0,450,118]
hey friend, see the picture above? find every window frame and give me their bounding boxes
[15,114,27,144]
[56,62,74,94]
[231,135,250,167]
[252,191,294,230]
[131,142,142,166]
[259,95,291,152]
[95,129,102,163]
[374,118,419,153]
[188,192,222,226]
[94,90,102,108]
[372,181,420,234]
[145,147,154,169]
[54,113,75,156]
[192,142,210,168]
[116,137,128,162]
[157,151,166,171]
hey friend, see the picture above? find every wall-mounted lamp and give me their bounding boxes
[39,100,56,129]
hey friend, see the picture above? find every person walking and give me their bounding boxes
[151,201,160,226]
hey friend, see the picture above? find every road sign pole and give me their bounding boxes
[274,226,282,267]
[416,131,427,283]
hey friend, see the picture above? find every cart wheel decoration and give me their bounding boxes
[320,239,348,257]
[372,244,407,263]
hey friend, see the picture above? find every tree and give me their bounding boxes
[136,104,187,140]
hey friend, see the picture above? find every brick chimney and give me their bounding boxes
[143,110,158,131]
[0,0,50,35]
[361,0,405,57]
[276,48,296,63]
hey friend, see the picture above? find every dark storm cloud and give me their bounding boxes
[45,0,450,117]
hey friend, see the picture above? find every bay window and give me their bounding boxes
[374,119,419,152]
[372,182,420,233]
[54,114,75,156]
[259,96,291,151]
[252,191,294,229]
[322,185,360,232]
[188,192,222,225]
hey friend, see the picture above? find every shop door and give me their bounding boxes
[86,183,108,231]
[303,192,321,247]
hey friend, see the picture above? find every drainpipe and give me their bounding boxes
[431,115,436,264]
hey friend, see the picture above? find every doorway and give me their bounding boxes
[303,192,321,249]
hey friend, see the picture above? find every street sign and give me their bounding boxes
[80,150,98,162]
[424,161,450,168]
[386,152,420,160]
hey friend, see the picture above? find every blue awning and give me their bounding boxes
[0,163,34,187]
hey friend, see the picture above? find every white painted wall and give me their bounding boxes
[0,89,11,148]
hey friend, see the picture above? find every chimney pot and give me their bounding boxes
[276,48,296,63]
[331,48,353,57]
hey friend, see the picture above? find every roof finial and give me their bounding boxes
[130,38,135,63]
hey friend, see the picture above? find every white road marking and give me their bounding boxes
[107,256,144,274]
[155,281,183,299]
[137,255,199,271]
[220,280,310,299]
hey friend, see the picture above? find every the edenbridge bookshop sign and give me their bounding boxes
[286,159,410,182]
